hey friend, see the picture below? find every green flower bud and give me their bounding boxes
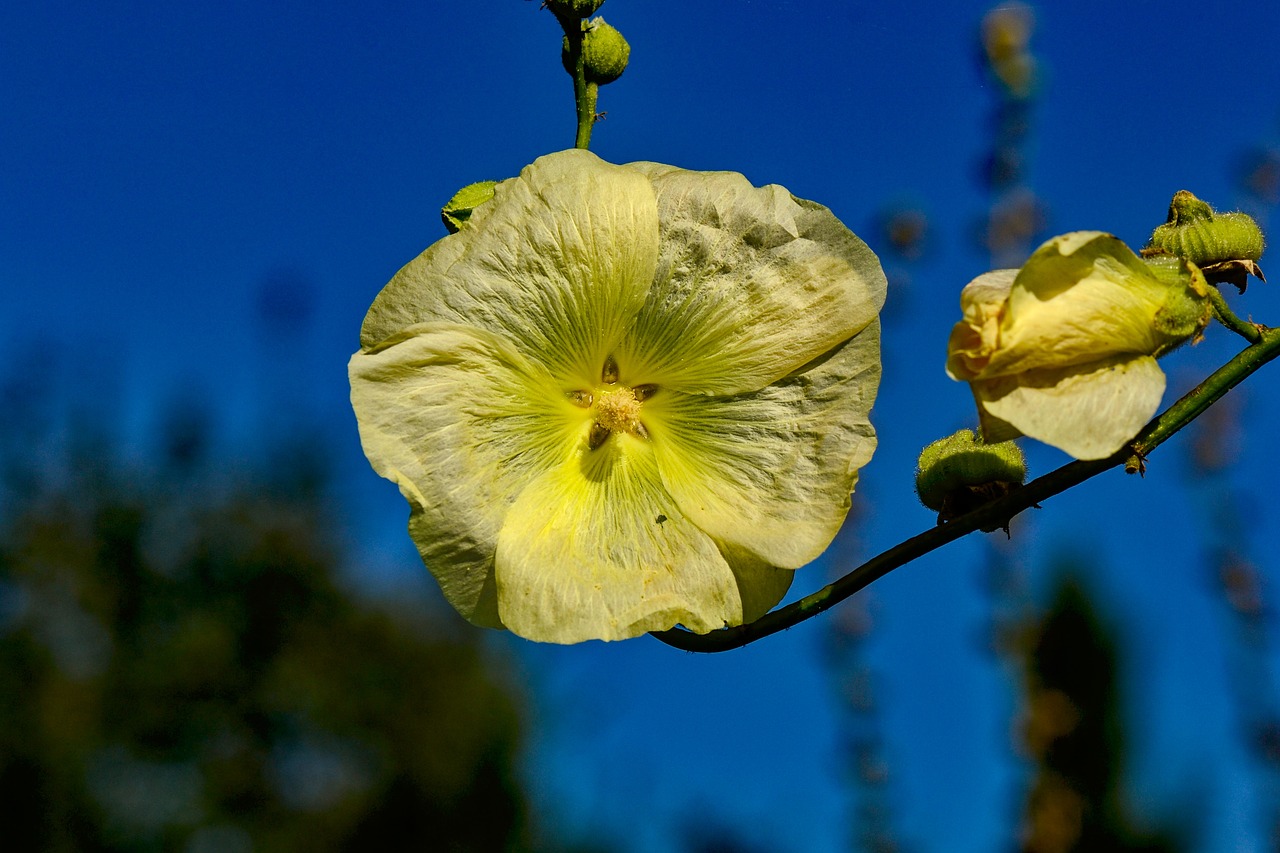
[581,18,630,84]
[441,180,498,234]
[916,429,1026,530]
[546,0,605,18]
[1147,190,1265,266]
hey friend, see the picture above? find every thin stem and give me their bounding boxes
[652,325,1280,653]
[555,12,597,150]
[575,81,598,150]
[1209,285,1264,343]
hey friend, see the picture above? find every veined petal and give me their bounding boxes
[614,163,886,395]
[974,353,1165,460]
[494,438,756,643]
[360,149,660,388]
[644,321,881,568]
[348,323,584,626]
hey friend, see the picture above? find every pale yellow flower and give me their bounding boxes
[947,231,1209,460]
[349,150,886,643]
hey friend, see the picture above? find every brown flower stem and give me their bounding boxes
[652,324,1280,653]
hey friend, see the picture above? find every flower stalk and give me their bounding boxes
[653,322,1280,653]
[1208,285,1264,344]
[553,12,599,150]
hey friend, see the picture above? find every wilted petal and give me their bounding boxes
[986,232,1185,376]
[946,269,1016,381]
[495,439,751,643]
[974,353,1165,460]
[614,163,886,396]
[645,322,881,568]
[947,232,1211,460]
[360,150,660,387]
[349,324,583,626]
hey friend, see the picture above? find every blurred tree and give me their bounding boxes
[0,392,552,852]
[1016,576,1184,853]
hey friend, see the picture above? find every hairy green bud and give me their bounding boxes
[441,181,498,234]
[581,19,630,84]
[916,429,1026,530]
[1147,190,1265,265]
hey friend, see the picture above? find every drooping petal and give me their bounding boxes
[494,437,756,643]
[613,163,886,395]
[349,323,586,626]
[973,353,1166,460]
[643,321,881,568]
[360,149,660,388]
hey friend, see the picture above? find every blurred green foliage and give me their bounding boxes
[0,385,536,851]
[1018,575,1184,853]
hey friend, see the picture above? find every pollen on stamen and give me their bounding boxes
[595,387,642,434]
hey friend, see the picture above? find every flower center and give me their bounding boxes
[596,387,642,434]
[568,356,659,450]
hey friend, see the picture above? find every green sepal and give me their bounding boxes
[441,181,499,234]
[1144,255,1212,347]
[1165,189,1214,225]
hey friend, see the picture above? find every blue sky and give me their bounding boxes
[5,1,1280,850]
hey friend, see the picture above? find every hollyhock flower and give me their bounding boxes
[349,149,886,643]
[946,231,1210,460]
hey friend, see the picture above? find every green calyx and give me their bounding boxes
[1146,190,1265,267]
[546,0,605,19]
[916,429,1026,529]
[580,18,630,84]
[1144,254,1212,346]
[441,181,498,234]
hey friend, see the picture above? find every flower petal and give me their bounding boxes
[494,437,762,643]
[643,320,881,567]
[360,149,660,388]
[974,353,1165,460]
[614,163,886,395]
[349,323,584,626]
[716,542,796,624]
